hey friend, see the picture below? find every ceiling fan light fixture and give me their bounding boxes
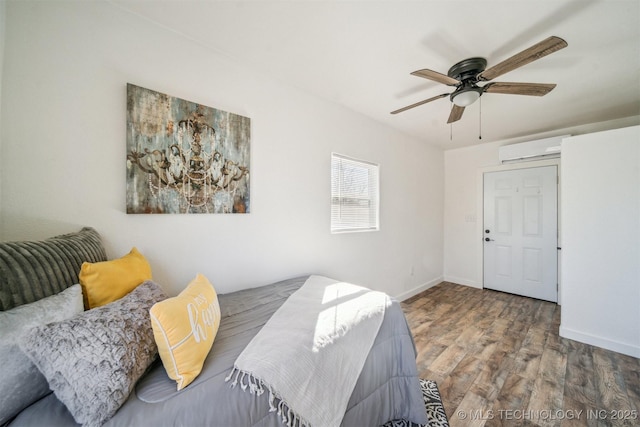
[451,89,481,107]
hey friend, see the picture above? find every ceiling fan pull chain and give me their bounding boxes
[478,96,482,140]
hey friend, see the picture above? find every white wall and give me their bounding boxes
[444,141,500,288]
[0,1,444,298]
[560,126,640,358]
[0,0,5,215]
[443,116,640,289]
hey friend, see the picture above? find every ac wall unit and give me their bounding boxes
[498,135,569,163]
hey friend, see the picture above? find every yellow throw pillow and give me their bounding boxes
[79,247,152,309]
[150,274,221,390]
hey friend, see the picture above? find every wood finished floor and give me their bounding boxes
[401,282,640,427]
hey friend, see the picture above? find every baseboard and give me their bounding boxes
[443,275,482,289]
[559,325,640,358]
[396,276,443,301]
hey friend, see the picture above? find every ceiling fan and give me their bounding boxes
[391,36,568,124]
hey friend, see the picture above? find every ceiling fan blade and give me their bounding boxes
[390,93,449,114]
[411,69,460,86]
[447,105,465,124]
[484,82,556,96]
[479,36,568,81]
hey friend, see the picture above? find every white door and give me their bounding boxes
[483,166,558,302]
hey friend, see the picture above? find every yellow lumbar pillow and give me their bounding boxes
[79,247,152,309]
[150,273,221,390]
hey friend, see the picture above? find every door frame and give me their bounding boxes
[475,158,562,303]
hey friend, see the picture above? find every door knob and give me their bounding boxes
[485,237,494,242]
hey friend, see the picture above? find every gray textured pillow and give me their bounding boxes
[19,281,167,427]
[0,284,84,424]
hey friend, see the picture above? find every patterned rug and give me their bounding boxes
[382,379,450,427]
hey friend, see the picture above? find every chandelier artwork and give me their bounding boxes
[126,84,250,214]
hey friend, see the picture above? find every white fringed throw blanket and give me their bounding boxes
[226,275,391,427]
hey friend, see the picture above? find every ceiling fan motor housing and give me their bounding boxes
[447,57,487,82]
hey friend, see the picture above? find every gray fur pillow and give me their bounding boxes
[0,284,84,424]
[19,280,167,427]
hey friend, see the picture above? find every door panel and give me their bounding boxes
[495,246,512,277]
[523,195,542,236]
[484,166,558,302]
[522,247,542,282]
[495,197,513,234]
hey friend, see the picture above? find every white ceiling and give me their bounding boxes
[113,0,640,149]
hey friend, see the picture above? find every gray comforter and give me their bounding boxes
[10,276,427,427]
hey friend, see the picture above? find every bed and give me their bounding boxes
[0,228,427,427]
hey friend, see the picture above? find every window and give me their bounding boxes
[331,153,379,233]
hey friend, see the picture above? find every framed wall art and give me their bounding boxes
[126,84,250,214]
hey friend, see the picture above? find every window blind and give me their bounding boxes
[331,153,379,233]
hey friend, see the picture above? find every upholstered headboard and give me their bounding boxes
[0,227,107,311]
